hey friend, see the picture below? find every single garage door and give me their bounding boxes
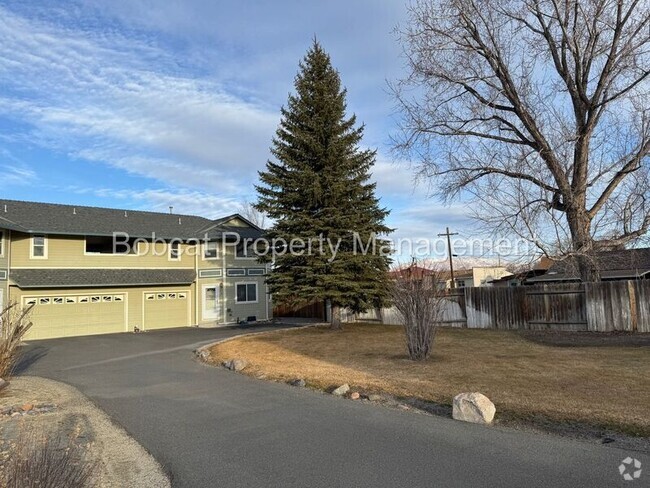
[23,293,127,340]
[143,290,191,330]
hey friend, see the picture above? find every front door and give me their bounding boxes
[203,285,220,321]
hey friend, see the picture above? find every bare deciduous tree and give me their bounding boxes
[390,266,447,360]
[239,200,267,229]
[394,0,650,281]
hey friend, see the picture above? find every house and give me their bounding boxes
[0,199,271,340]
[389,264,512,288]
[490,257,553,286]
[436,266,512,288]
[525,248,650,284]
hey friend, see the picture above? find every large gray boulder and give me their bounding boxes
[452,392,496,424]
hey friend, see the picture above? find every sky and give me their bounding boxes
[0,0,486,263]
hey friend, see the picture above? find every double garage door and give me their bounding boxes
[23,289,191,340]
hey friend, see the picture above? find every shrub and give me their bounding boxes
[1,428,97,488]
[390,269,447,360]
[0,303,34,378]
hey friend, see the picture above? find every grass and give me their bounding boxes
[209,323,650,436]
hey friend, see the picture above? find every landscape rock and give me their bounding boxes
[289,379,306,388]
[195,349,210,360]
[0,378,8,392]
[367,394,382,402]
[331,384,350,396]
[223,359,248,372]
[21,403,34,412]
[452,392,496,424]
[349,392,360,400]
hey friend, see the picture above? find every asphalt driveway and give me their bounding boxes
[18,325,648,488]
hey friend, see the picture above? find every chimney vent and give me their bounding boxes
[73,207,76,215]
[178,217,182,225]
[124,211,128,218]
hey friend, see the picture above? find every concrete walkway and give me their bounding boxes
[19,325,648,488]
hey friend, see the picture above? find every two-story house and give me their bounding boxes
[0,199,271,340]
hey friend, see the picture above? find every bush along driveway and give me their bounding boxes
[19,325,650,488]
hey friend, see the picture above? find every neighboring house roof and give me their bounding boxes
[489,269,547,284]
[526,248,650,283]
[10,269,197,289]
[0,199,262,240]
[389,265,435,280]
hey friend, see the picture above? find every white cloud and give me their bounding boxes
[0,6,278,191]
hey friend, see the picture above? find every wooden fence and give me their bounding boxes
[368,280,650,333]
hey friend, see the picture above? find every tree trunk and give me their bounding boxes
[330,304,342,330]
[566,206,598,282]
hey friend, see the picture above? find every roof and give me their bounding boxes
[10,268,197,289]
[526,248,650,283]
[0,199,262,240]
[389,266,435,280]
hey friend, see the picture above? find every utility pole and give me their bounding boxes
[438,227,459,288]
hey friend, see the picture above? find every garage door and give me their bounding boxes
[23,293,127,340]
[143,290,190,330]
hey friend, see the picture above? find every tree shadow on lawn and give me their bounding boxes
[517,330,650,348]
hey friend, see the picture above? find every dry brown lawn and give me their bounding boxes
[209,324,650,435]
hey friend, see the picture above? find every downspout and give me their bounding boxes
[194,240,199,326]
[222,238,227,324]
[6,230,11,306]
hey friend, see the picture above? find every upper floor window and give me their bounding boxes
[204,241,218,260]
[235,240,256,259]
[85,236,137,255]
[169,241,181,261]
[0,230,4,257]
[31,235,47,259]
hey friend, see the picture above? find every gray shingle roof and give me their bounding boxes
[10,269,197,288]
[0,199,263,240]
[527,248,650,282]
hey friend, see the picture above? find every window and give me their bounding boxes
[31,235,47,258]
[204,241,218,260]
[0,230,4,257]
[235,240,256,258]
[456,280,466,288]
[236,283,257,303]
[169,241,181,260]
[247,268,265,276]
[226,268,245,277]
[199,269,222,278]
[86,236,137,254]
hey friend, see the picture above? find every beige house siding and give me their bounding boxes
[10,232,196,269]
[0,230,9,310]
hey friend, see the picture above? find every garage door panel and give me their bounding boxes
[24,293,126,340]
[143,290,190,330]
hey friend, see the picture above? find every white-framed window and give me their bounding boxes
[247,268,265,276]
[456,280,466,288]
[0,230,4,257]
[31,234,47,259]
[204,241,218,260]
[235,240,257,259]
[169,241,181,261]
[226,268,246,277]
[235,282,258,303]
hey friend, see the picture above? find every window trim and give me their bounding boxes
[30,234,48,259]
[168,241,181,261]
[235,281,258,304]
[203,241,219,261]
[0,230,4,257]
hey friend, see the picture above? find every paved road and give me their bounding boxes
[19,326,648,488]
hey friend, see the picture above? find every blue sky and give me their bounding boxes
[0,0,479,261]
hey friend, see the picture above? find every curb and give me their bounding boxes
[194,322,326,364]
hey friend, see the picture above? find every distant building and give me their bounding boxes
[526,248,650,284]
[437,266,512,289]
[490,257,553,286]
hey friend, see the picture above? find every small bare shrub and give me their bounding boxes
[0,303,34,378]
[390,268,447,360]
[2,429,97,488]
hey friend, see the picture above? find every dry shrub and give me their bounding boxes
[390,270,447,360]
[1,428,97,488]
[0,303,34,378]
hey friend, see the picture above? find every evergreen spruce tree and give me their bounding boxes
[256,41,392,329]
